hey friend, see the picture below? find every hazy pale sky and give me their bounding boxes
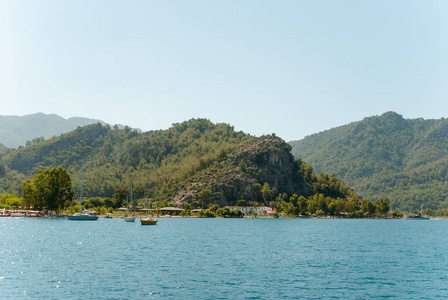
[1,1,447,141]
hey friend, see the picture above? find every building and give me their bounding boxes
[224,206,273,215]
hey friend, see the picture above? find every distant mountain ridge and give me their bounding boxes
[0,113,106,148]
[289,112,448,211]
[0,113,141,148]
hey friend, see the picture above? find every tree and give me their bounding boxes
[0,193,22,208]
[0,161,6,177]
[236,199,248,206]
[290,194,299,207]
[89,197,103,207]
[262,183,272,204]
[328,202,336,216]
[269,201,276,212]
[361,199,374,215]
[238,160,247,173]
[298,196,307,215]
[103,197,115,208]
[197,188,212,209]
[183,202,192,210]
[21,180,37,209]
[21,167,74,214]
[45,168,74,213]
[375,198,390,215]
[114,186,130,208]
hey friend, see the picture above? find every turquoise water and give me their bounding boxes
[1,218,448,299]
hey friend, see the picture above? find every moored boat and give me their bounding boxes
[124,217,135,222]
[406,205,430,220]
[406,214,429,220]
[68,162,98,221]
[140,171,158,225]
[68,212,98,221]
[123,184,136,222]
[140,217,158,225]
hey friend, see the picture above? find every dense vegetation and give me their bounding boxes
[173,135,358,208]
[290,112,448,211]
[0,118,373,216]
[0,142,7,153]
[21,167,74,214]
[0,119,254,202]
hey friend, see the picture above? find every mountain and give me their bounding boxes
[173,136,310,206]
[0,119,254,199]
[173,135,357,208]
[0,142,7,153]
[289,112,448,211]
[0,113,106,148]
[0,119,356,209]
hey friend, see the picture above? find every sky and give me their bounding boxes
[1,1,447,141]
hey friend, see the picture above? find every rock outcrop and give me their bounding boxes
[172,135,311,206]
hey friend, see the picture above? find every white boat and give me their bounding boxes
[10,212,26,217]
[68,212,98,221]
[140,173,158,225]
[406,205,430,220]
[68,162,98,221]
[124,184,135,222]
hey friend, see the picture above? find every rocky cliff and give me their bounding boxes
[173,135,311,206]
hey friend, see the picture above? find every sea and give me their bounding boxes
[1,217,447,299]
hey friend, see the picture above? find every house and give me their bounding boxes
[224,206,273,215]
[160,207,184,216]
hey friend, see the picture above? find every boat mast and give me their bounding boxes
[146,170,150,217]
[79,162,84,214]
[125,196,128,217]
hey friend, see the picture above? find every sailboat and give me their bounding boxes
[124,184,136,222]
[68,162,98,221]
[406,204,430,220]
[141,172,158,225]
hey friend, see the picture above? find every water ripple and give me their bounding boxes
[1,218,448,299]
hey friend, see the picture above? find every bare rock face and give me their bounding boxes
[172,136,310,206]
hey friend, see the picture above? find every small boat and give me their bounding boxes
[406,214,429,220]
[10,212,26,217]
[68,162,98,221]
[140,217,158,225]
[124,216,135,222]
[124,185,135,222]
[406,205,430,220]
[140,171,158,225]
[68,212,99,221]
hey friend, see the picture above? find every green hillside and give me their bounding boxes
[0,143,7,153]
[0,119,360,214]
[0,119,252,201]
[290,112,448,211]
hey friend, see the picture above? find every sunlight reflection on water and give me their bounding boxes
[1,218,448,299]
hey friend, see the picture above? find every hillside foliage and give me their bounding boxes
[0,119,253,202]
[290,112,448,211]
[0,119,359,211]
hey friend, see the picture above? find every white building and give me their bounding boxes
[225,206,273,215]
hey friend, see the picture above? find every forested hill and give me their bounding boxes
[0,113,105,148]
[0,119,357,207]
[289,112,448,211]
[173,135,357,207]
[0,119,253,200]
[0,143,7,153]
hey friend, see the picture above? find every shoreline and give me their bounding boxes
[2,214,447,220]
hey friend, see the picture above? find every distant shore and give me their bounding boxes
[2,213,447,220]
